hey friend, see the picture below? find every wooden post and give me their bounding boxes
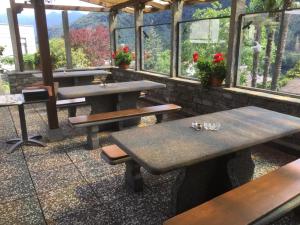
[7,0,24,71]
[226,0,246,87]
[62,10,72,69]
[170,0,183,78]
[31,0,59,129]
[109,10,117,66]
[134,3,144,71]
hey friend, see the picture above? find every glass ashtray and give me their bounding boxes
[191,122,221,131]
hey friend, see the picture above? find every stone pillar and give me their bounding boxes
[170,0,183,78]
[226,0,246,87]
[134,3,144,71]
[62,10,72,69]
[7,1,24,71]
[109,10,117,66]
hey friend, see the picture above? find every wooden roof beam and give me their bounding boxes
[111,0,152,11]
[146,1,170,10]
[14,2,110,12]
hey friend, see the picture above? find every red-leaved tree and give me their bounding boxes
[70,25,110,66]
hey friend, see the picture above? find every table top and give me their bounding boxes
[111,106,300,175]
[0,94,24,106]
[58,80,166,99]
[34,70,111,79]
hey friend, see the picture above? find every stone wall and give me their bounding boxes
[7,71,42,94]
[112,68,300,117]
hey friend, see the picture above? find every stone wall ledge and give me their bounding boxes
[224,87,300,106]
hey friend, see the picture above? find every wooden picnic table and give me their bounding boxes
[58,80,166,127]
[34,70,111,87]
[111,106,300,214]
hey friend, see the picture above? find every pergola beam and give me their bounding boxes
[111,0,152,11]
[15,3,109,12]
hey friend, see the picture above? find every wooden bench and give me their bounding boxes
[164,159,300,225]
[101,144,131,165]
[56,97,87,117]
[69,104,181,149]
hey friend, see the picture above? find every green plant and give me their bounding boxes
[1,56,14,65]
[23,54,35,69]
[196,52,227,87]
[113,46,132,66]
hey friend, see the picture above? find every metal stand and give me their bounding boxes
[7,104,46,153]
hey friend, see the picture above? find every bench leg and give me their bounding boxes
[68,106,77,117]
[125,160,143,192]
[156,114,163,123]
[87,126,99,150]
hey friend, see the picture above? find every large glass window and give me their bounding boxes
[115,27,135,69]
[141,24,171,75]
[236,10,300,96]
[178,17,230,79]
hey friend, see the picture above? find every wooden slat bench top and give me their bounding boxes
[69,104,181,126]
[102,144,128,160]
[164,159,300,225]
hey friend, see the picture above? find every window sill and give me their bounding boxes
[224,87,300,105]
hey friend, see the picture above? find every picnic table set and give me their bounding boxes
[3,74,300,224]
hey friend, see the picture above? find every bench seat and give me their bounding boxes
[164,159,300,225]
[69,104,181,128]
[56,97,87,117]
[101,144,131,165]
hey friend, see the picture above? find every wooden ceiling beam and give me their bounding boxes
[111,0,152,11]
[15,2,110,12]
[146,1,170,10]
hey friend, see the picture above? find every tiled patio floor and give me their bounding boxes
[0,102,298,225]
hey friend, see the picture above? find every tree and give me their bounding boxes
[70,25,110,66]
[271,0,294,90]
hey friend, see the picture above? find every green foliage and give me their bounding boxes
[0,46,4,56]
[192,2,231,19]
[196,60,212,87]
[34,38,91,69]
[155,50,171,74]
[114,48,132,66]
[1,56,14,65]
[211,61,227,80]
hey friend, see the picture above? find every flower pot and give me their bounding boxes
[119,63,130,69]
[210,77,224,87]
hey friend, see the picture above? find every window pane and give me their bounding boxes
[142,24,171,75]
[179,17,230,79]
[238,10,300,95]
[115,28,135,69]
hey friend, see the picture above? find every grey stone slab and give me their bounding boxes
[58,80,166,99]
[112,106,300,174]
[0,159,28,181]
[0,196,45,225]
[0,174,35,203]
[34,70,111,79]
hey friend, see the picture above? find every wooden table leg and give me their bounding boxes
[171,150,255,215]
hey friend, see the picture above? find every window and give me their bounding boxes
[178,17,230,79]
[115,27,135,69]
[236,10,300,96]
[141,24,171,75]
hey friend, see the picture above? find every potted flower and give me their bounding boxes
[112,45,133,69]
[210,53,227,87]
[195,52,227,87]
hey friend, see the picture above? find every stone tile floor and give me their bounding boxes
[0,101,299,225]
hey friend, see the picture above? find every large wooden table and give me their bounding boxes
[34,70,111,87]
[58,80,166,127]
[111,106,300,214]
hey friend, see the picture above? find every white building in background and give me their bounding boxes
[0,24,36,57]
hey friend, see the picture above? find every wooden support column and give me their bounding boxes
[226,0,246,87]
[7,0,24,71]
[134,3,144,71]
[31,0,59,129]
[170,0,183,78]
[109,10,117,66]
[62,10,72,69]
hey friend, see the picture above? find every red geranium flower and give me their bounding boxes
[213,53,224,63]
[112,52,116,59]
[193,51,199,63]
[123,46,129,53]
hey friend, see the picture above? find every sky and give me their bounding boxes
[1,0,101,15]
